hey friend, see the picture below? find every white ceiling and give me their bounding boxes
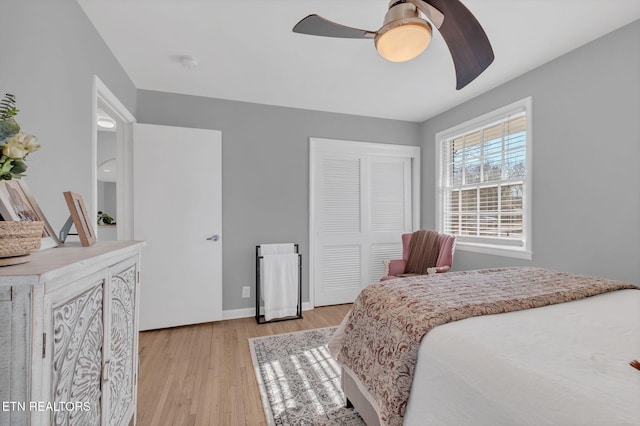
[77,0,640,122]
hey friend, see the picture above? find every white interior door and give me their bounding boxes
[310,138,420,306]
[134,124,222,330]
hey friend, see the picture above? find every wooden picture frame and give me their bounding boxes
[63,191,96,246]
[0,180,61,250]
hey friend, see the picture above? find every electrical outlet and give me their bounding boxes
[242,286,250,298]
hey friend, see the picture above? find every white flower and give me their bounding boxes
[2,132,40,159]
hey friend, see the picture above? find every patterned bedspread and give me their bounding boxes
[328,267,636,426]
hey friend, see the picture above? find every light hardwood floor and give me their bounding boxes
[136,304,352,426]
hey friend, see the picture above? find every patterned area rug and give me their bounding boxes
[249,327,365,426]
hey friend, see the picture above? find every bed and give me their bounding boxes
[328,267,640,426]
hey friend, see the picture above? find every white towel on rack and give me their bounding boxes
[261,253,299,321]
[260,243,296,255]
[259,243,296,300]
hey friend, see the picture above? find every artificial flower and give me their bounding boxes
[2,132,39,159]
[0,94,39,179]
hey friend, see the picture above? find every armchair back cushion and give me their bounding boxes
[405,230,441,275]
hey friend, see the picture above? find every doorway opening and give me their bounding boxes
[92,76,136,241]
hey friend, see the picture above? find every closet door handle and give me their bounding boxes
[207,234,219,241]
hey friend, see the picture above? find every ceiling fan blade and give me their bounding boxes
[293,14,376,39]
[423,0,494,89]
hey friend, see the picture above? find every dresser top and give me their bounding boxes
[0,241,144,283]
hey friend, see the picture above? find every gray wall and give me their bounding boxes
[420,20,640,284]
[137,91,421,310]
[0,0,136,229]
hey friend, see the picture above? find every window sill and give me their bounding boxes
[455,242,533,260]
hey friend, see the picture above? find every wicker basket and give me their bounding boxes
[0,221,44,258]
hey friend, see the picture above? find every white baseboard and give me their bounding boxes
[222,302,314,321]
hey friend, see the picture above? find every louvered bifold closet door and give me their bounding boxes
[367,157,411,283]
[315,153,363,306]
[313,150,413,306]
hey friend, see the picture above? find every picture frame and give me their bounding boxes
[63,191,96,247]
[0,180,61,250]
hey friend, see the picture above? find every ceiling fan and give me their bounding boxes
[293,0,494,90]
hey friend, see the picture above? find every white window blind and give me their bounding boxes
[436,98,532,259]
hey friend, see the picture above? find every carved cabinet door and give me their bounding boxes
[40,255,140,426]
[43,271,107,426]
[104,257,139,426]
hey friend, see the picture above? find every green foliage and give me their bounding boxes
[0,118,20,144]
[97,211,115,225]
[0,157,14,180]
[0,94,19,120]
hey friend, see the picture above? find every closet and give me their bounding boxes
[310,138,420,306]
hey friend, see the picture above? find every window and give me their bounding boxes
[436,98,532,259]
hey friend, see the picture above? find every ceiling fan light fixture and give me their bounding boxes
[374,2,432,63]
[292,0,495,88]
[375,20,432,62]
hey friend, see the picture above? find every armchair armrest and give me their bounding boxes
[387,259,406,276]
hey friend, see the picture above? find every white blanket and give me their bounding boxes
[404,289,640,425]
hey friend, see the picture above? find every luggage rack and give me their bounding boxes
[255,244,303,324]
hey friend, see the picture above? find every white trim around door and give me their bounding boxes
[92,75,136,240]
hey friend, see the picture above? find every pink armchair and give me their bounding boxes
[381,231,456,281]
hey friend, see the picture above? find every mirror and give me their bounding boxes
[96,107,118,241]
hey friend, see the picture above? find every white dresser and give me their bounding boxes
[0,241,144,426]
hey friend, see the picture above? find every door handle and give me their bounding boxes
[207,234,220,241]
